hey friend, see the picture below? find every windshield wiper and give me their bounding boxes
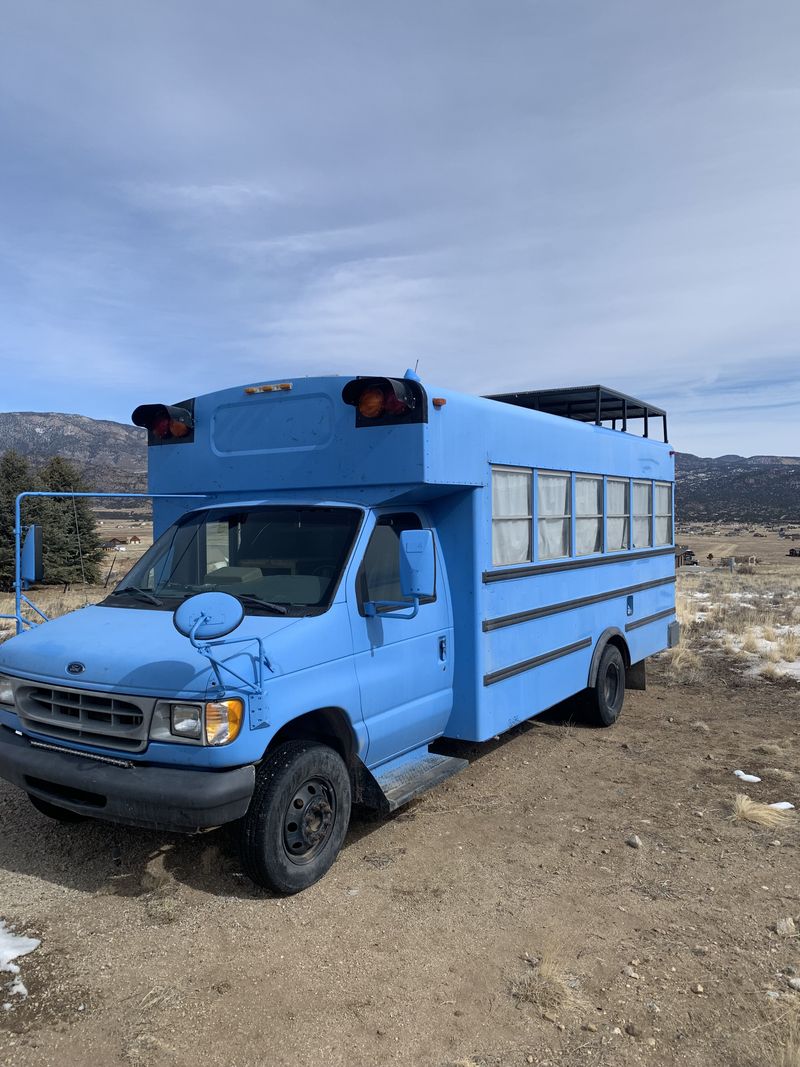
[110,586,163,606]
[235,594,289,615]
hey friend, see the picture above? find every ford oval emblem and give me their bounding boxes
[66,662,85,675]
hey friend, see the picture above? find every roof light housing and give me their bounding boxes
[341,376,427,427]
[132,400,195,445]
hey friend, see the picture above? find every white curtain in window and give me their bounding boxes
[633,481,652,548]
[538,474,570,516]
[655,516,671,545]
[576,517,602,554]
[607,479,628,515]
[575,477,602,515]
[633,481,652,515]
[493,520,531,565]
[492,469,530,517]
[538,518,570,559]
[607,516,629,551]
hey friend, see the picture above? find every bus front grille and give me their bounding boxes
[17,685,152,752]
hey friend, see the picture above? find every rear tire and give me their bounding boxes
[585,645,625,727]
[28,794,87,823]
[239,740,351,894]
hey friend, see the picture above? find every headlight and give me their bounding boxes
[170,703,203,740]
[205,699,244,746]
[0,674,14,707]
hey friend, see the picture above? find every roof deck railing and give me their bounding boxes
[484,384,668,442]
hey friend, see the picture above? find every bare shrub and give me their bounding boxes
[755,742,785,757]
[664,645,703,684]
[780,632,800,661]
[741,631,760,653]
[510,943,575,1015]
[730,794,796,830]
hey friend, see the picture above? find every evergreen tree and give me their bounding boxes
[0,451,42,591]
[38,457,103,585]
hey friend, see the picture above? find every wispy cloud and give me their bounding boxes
[0,1,798,454]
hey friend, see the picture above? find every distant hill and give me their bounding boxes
[0,412,147,493]
[0,412,798,523]
[675,452,800,523]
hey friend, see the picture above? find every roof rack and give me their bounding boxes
[484,384,668,442]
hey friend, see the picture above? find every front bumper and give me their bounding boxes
[0,727,255,832]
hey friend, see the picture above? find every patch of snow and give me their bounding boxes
[734,770,761,783]
[0,920,40,1001]
[768,802,795,811]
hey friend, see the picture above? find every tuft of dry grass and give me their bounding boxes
[741,631,760,653]
[755,742,786,757]
[663,644,703,684]
[780,1026,800,1067]
[758,767,795,782]
[730,793,796,829]
[762,624,778,642]
[780,632,800,661]
[510,943,574,1015]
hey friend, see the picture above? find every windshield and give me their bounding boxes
[105,506,362,615]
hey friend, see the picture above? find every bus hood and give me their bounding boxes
[0,605,306,698]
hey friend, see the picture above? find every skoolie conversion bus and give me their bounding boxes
[0,374,678,892]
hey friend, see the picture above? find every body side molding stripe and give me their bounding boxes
[482,576,676,632]
[625,607,677,632]
[483,636,592,687]
[483,546,675,583]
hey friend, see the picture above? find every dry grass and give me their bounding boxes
[730,793,796,830]
[690,719,710,734]
[755,742,786,757]
[758,767,795,782]
[781,632,800,661]
[780,1026,800,1067]
[510,942,575,1015]
[662,644,703,684]
[741,630,760,653]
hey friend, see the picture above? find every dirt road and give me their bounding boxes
[1,659,798,1067]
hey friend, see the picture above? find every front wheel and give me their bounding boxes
[585,645,625,727]
[239,740,351,894]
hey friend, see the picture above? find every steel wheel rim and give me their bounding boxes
[283,776,336,865]
[604,661,621,710]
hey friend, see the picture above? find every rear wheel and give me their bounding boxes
[239,740,351,894]
[585,645,625,727]
[28,794,87,823]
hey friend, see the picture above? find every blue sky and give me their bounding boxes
[1,1,798,456]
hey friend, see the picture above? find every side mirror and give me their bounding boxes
[399,529,435,599]
[21,525,43,586]
[173,591,244,642]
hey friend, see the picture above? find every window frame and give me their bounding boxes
[632,479,654,549]
[574,473,604,557]
[491,465,533,567]
[605,477,631,553]
[536,469,572,562]
[654,481,673,547]
[356,511,437,616]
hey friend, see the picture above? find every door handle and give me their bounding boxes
[438,636,447,661]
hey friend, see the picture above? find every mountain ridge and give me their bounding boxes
[0,411,797,522]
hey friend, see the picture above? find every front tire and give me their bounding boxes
[239,740,351,894]
[585,644,625,727]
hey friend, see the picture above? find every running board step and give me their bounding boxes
[372,749,469,812]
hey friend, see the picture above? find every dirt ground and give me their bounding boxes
[1,649,798,1067]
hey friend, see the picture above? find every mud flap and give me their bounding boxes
[626,660,647,691]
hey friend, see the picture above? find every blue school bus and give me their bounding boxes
[0,374,678,892]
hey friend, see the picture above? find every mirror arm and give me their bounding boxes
[364,596,420,620]
[185,612,275,694]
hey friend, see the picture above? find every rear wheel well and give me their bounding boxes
[588,629,631,687]
[265,708,357,767]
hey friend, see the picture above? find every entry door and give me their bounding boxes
[350,513,453,768]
